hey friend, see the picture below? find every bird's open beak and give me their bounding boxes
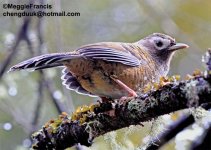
[168,43,189,51]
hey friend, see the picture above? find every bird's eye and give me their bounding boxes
[151,37,171,51]
[155,40,163,47]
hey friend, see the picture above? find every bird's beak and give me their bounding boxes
[168,43,189,51]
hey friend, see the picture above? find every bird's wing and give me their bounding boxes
[61,68,97,97]
[9,42,144,72]
[76,42,143,67]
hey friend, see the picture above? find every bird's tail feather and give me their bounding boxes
[9,53,78,72]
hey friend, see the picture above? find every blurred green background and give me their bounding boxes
[0,0,211,150]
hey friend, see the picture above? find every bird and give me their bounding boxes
[9,33,188,100]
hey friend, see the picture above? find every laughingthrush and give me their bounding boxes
[9,33,188,99]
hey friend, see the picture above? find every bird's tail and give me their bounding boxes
[9,53,79,72]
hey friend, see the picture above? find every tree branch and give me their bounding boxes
[144,102,211,150]
[31,72,44,132]
[0,16,31,80]
[43,77,66,113]
[145,115,195,150]
[0,0,36,80]
[190,122,211,150]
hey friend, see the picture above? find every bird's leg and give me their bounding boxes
[110,76,138,103]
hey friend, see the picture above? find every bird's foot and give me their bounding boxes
[119,91,138,105]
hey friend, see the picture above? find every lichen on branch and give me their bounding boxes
[32,49,211,150]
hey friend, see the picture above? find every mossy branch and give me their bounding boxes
[32,49,211,150]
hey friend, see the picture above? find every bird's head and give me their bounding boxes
[138,33,189,65]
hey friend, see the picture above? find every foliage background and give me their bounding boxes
[0,0,210,150]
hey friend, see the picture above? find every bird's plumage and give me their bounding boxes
[9,33,188,99]
[77,43,144,67]
[61,68,96,97]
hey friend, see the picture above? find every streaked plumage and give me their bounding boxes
[9,33,188,99]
